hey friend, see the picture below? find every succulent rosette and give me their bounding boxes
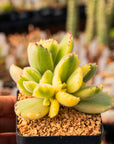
[10,33,113,120]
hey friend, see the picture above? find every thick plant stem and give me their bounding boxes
[66,0,78,38]
[96,0,108,46]
[85,0,97,44]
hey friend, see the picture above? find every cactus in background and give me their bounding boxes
[106,0,114,36]
[85,0,114,46]
[85,0,97,44]
[96,0,108,46]
[66,0,78,38]
[10,33,113,120]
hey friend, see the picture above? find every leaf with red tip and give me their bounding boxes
[53,53,80,91]
[67,67,83,93]
[28,43,54,74]
[73,84,103,100]
[54,33,73,65]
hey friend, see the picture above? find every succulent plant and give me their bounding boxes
[10,33,113,120]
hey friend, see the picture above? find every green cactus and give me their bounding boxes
[85,0,114,46]
[85,0,97,44]
[96,0,108,46]
[10,33,113,120]
[106,0,114,39]
[96,0,114,46]
[66,0,78,38]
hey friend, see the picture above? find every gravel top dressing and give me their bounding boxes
[17,93,101,136]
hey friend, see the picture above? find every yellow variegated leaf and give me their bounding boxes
[23,81,37,93]
[73,84,103,100]
[15,98,49,119]
[33,84,55,98]
[17,76,32,96]
[43,98,50,106]
[10,64,23,82]
[40,70,53,85]
[56,91,80,107]
[49,99,59,118]
[67,67,83,93]
[81,64,90,77]
[23,67,41,83]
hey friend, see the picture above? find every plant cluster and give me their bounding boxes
[10,33,113,120]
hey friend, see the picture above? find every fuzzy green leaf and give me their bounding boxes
[74,92,113,113]
[17,77,32,96]
[23,81,37,93]
[73,84,103,100]
[23,67,41,83]
[54,32,73,65]
[28,43,54,74]
[33,84,55,98]
[56,91,80,107]
[83,63,97,82]
[53,53,80,91]
[10,64,23,82]
[67,67,83,93]
[40,70,53,85]
[15,98,49,119]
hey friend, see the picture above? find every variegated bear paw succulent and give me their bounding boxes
[10,33,113,120]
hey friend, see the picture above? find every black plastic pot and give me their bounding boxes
[103,123,114,143]
[16,130,102,144]
[16,117,103,144]
[16,91,103,144]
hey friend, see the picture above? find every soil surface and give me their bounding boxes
[17,93,101,136]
